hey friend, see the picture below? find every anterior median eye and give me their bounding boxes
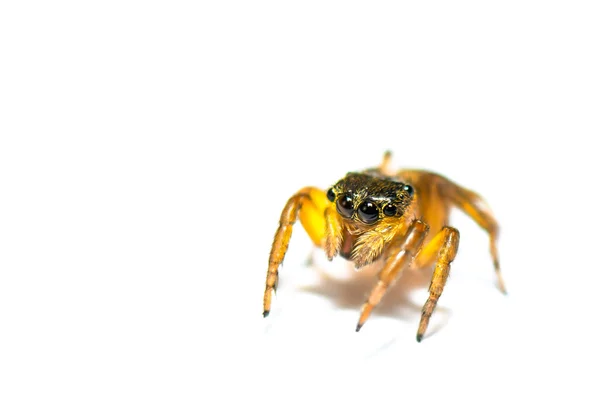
[336,194,354,218]
[358,200,379,224]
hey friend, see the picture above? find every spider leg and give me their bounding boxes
[377,150,393,175]
[413,226,460,342]
[444,184,506,293]
[263,187,339,317]
[355,220,429,331]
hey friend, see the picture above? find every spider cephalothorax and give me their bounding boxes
[262,151,505,342]
[327,172,414,224]
[324,172,417,267]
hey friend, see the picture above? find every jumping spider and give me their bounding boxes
[263,151,505,342]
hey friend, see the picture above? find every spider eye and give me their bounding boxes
[326,188,335,202]
[403,184,414,196]
[336,194,354,218]
[383,203,397,216]
[358,201,379,224]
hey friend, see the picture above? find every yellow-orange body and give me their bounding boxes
[263,152,504,341]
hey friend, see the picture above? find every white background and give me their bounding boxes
[1,1,599,399]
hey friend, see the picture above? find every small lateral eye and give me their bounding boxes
[358,201,379,224]
[336,194,354,218]
[383,203,397,216]
[326,188,335,202]
[403,184,414,196]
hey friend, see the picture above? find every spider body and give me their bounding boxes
[263,152,505,342]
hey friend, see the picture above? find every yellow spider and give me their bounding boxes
[263,151,505,341]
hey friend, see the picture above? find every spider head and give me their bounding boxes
[326,172,414,225]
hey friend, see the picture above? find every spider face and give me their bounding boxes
[326,172,414,225]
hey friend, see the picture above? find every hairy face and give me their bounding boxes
[326,172,414,225]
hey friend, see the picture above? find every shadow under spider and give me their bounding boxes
[298,259,452,335]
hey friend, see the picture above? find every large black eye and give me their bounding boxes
[358,201,379,224]
[326,188,335,202]
[403,184,414,196]
[336,194,354,218]
[383,203,397,216]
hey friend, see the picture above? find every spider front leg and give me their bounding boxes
[355,219,429,331]
[263,187,340,317]
[414,226,460,342]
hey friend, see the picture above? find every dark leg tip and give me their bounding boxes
[416,334,423,342]
[263,310,270,318]
[355,323,363,332]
